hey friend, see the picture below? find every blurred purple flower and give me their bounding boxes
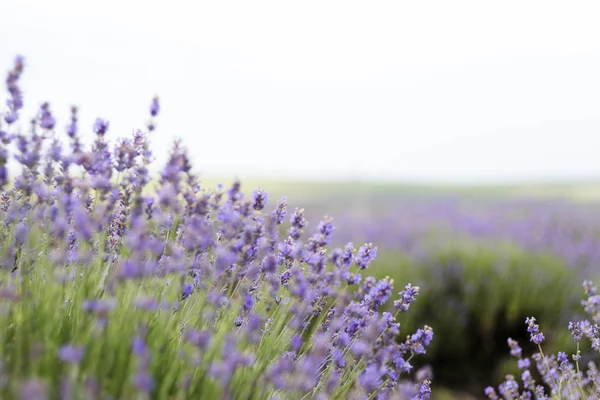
[133,371,154,394]
[251,187,267,211]
[394,283,420,312]
[20,378,47,400]
[92,118,109,136]
[82,298,117,316]
[38,102,55,129]
[354,243,377,269]
[13,221,28,245]
[181,282,194,300]
[271,197,287,225]
[149,96,160,117]
[58,345,85,364]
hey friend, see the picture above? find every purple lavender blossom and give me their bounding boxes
[20,378,47,400]
[132,371,154,394]
[416,381,432,399]
[311,217,334,247]
[358,363,383,392]
[13,221,28,245]
[288,208,307,240]
[354,243,377,269]
[57,345,85,364]
[507,338,522,358]
[66,106,78,138]
[394,283,420,312]
[484,386,498,400]
[150,96,160,117]
[404,326,434,355]
[131,333,154,394]
[5,55,24,125]
[38,102,55,130]
[568,321,583,342]
[271,197,287,224]
[184,329,212,350]
[93,118,109,136]
[251,187,267,211]
[517,358,530,369]
[242,291,254,312]
[82,298,117,316]
[290,335,303,352]
[181,282,194,300]
[365,276,393,309]
[526,317,545,345]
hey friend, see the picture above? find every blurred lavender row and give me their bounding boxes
[297,197,600,277]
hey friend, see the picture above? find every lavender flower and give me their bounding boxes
[404,326,434,355]
[66,106,78,138]
[13,221,28,245]
[20,379,47,400]
[288,208,307,240]
[394,283,420,312]
[38,102,55,130]
[181,282,194,300]
[354,243,377,269]
[57,345,85,364]
[150,96,159,117]
[184,329,212,350]
[131,334,154,394]
[93,118,109,136]
[271,197,287,224]
[5,55,24,125]
[507,338,522,358]
[568,321,583,342]
[517,358,531,370]
[82,298,117,317]
[251,187,267,211]
[526,317,545,345]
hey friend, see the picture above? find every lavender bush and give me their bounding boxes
[486,280,600,399]
[0,56,434,399]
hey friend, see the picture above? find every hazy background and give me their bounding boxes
[1,0,600,183]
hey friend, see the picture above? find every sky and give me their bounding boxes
[1,0,600,183]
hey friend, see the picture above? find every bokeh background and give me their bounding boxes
[3,1,600,397]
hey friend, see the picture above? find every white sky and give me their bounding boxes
[1,0,600,182]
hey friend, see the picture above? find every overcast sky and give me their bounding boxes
[1,1,600,182]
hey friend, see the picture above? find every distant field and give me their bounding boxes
[196,176,600,203]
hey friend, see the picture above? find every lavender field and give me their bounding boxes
[2,54,600,400]
[231,181,600,397]
[291,186,600,396]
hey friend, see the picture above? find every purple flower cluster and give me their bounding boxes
[0,56,25,188]
[0,55,433,399]
[57,345,85,365]
[525,317,545,345]
[3,55,24,125]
